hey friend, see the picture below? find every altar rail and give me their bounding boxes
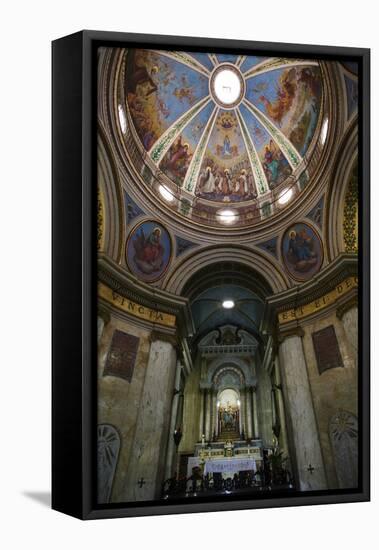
[161,468,294,499]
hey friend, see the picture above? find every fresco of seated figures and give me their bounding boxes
[124,49,322,203]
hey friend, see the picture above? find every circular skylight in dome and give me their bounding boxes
[210,65,244,108]
[121,49,326,229]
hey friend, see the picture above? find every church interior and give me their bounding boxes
[96,47,359,504]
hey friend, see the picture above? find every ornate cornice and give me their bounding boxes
[98,254,195,337]
[262,253,358,332]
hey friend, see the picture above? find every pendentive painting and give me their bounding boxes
[282,222,324,281]
[97,46,359,506]
[126,220,172,282]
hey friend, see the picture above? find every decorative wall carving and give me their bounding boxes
[97,424,121,503]
[329,411,358,489]
[216,369,241,388]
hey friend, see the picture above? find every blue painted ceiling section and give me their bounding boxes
[191,284,264,338]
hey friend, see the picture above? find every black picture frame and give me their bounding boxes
[52,30,370,520]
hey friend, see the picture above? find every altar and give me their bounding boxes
[187,456,257,478]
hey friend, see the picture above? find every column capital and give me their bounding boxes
[336,296,358,320]
[150,330,178,348]
[278,326,305,343]
[98,306,111,325]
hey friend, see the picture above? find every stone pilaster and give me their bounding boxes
[240,388,246,438]
[211,390,217,440]
[215,400,219,437]
[205,389,211,441]
[246,387,253,440]
[252,386,259,439]
[278,331,327,490]
[122,338,177,501]
[198,389,205,441]
[164,360,183,480]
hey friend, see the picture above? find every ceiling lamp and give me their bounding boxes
[222,299,235,309]
[321,118,329,145]
[118,104,127,134]
[217,209,237,224]
[159,185,174,202]
[278,187,293,205]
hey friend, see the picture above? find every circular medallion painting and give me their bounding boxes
[281,222,323,281]
[126,220,172,282]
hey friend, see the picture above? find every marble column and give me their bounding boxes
[205,389,212,441]
[339,304,358,361]
[238,396,243,436]
[278,332,327,491]
[211,391,217,441]
[246,388,253,440]
[123,338,177,501]
[198,389,205,441]
[215,400,220,437]
[274,357,289,457]
[252,386,259,439]
[240,388,246,439]
[164,360,183,480]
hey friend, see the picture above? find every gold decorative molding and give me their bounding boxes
[278,276,358,325]
[343,164,358,253]
[97,186,104,251]
[98,282,176,328]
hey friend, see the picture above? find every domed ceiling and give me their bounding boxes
[119,49,325,228]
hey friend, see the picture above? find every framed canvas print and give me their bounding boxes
[52,30,370,519]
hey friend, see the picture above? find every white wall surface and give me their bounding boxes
[0,1,376,548]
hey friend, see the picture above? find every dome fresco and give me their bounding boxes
[122,49,324,227]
